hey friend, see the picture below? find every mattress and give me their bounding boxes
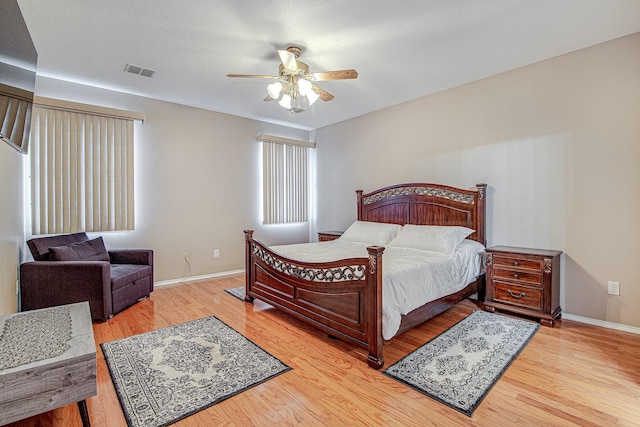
[271,239,486,340]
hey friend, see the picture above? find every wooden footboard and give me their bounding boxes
[244,230,386,368]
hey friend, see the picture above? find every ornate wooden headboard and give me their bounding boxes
[356,183,487,246]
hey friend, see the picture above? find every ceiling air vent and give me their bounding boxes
[124,63,156,78]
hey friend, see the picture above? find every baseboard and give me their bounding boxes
[154,269,244,287]
[563,313,640,335]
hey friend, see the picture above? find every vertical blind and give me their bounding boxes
[263,140,309,224]
[0,90,32,154]
[30,106,135,235]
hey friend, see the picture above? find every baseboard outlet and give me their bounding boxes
[155,269,244,287]
[563,313,640,335]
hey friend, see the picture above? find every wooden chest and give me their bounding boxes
[0,302,96,425]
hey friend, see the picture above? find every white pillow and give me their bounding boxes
[388,224,474,254]
[338,221,402,246]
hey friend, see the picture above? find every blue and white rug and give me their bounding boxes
[101,315,290,427]
[383,310,539,416]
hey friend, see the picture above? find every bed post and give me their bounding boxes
[356,190,364,220]
[475,184,487,247]
[366,245,385,369]
[243,230,255,302]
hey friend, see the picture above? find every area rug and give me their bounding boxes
[224,286,245,301]
[101,316,291,427]
[383,310,539,416]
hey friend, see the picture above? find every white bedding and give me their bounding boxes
[270,239,486,340]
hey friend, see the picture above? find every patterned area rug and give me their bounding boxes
[224,286,245,301]
[383,310,539,416]
[101,316,291,427]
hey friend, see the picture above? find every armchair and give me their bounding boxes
[20,232,153,321]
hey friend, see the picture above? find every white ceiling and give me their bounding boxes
[16,0,640,131]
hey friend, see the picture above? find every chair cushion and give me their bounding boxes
[49,237,110,262]
[27,232,89,261]
[110,264,152,291]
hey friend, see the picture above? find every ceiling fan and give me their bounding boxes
[227,46,358,113]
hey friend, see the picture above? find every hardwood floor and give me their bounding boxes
[7,274,640,426]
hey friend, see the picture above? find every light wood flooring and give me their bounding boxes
[6,274,640,426]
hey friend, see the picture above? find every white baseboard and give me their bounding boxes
[154,269,244,287]
[563,313,640,335]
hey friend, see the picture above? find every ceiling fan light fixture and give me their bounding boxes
[279,93,292,109]
[228,44,358,113]
[267,81,283,99]
[297,78,312,96]
[306,89,319,105]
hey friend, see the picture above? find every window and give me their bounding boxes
[29,100,142,235]
[260,135,313,224]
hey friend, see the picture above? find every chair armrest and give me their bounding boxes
[109,249,153,266]
[19,261,112,321]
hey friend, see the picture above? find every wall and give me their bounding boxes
[0,141,24,315]
[314,33,640,328]
[29,77,311,282]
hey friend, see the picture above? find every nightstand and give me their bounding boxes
[318,231,343,241]
[484,246,562,327]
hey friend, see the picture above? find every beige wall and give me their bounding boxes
[314,33,640,328]
[28,77,312,283]
[0,141,24,315]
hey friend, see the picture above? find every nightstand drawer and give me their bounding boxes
[493,282,543,310]
[493,268,542,286]
[492,255,542,271]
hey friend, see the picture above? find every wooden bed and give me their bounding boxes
[244,182,487,368]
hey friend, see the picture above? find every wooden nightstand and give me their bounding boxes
[484,246,562,327]
[318,231,343,241]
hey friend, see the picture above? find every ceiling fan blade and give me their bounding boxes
[277,49,297,71]
[312,85,334,102]
[312,69,358,81]
[227,74,279,79]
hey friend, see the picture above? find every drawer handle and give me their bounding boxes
[513,273,519,279]
[507,289,526,299]
[513,261,519,266]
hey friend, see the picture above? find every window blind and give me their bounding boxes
[262,140,309,224]
[29,105,135,235]
[0,85,32,154]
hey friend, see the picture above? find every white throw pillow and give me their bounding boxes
[388,224,474,254]
[338,221,402,246]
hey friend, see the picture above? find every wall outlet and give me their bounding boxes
[213,249,220,258]
[607,281,620,296]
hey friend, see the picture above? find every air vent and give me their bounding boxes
[124,63,156,78]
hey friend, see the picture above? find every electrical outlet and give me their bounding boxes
[214,249,220,258]
[607,281,620,296]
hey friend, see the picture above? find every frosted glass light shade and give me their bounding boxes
[279,94,292,109]
[297,78,312,96]
[267,81,283,99]
[306,89,319,105]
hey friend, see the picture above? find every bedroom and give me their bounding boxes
[1,0,639,425]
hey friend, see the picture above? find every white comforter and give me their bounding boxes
[270,239,486,340]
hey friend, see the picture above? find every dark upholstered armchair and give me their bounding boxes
[20,232,153,321]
